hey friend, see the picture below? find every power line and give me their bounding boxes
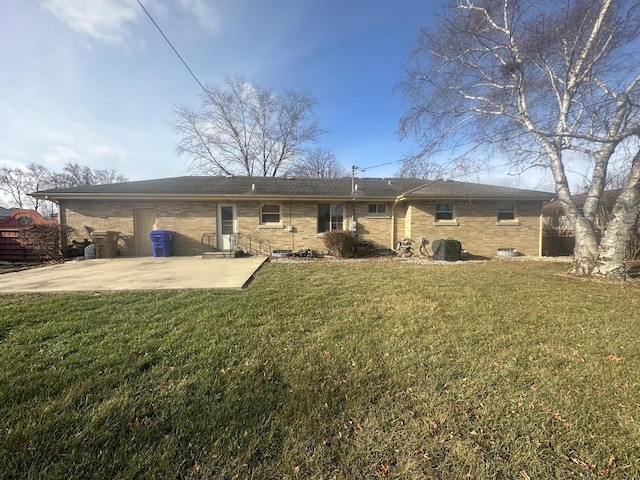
[357,158,405,172]
[135,0,546,184]
[135,0,207,93]
[356,155,524,179]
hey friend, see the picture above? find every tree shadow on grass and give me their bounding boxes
[128,362,291,478]
[2,361,293,479]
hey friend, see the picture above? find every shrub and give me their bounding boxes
[323,230,355,258]
[20,224,77,260]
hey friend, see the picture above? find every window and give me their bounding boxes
[435,203,454,221]
[17,215,34,226]
[260,203,281,223]
[497,203,516,221]
[368,204,387,215]
[318,204,344,232]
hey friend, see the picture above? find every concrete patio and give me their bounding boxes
[0,256,268,293]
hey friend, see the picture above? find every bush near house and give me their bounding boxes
[323,230,355,258]
[19,224,76,260]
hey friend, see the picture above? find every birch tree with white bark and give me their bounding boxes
[173,75,323,177]
[399,0,640,279]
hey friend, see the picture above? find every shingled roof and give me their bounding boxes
[32,175,553,201]
[401,179,553,200]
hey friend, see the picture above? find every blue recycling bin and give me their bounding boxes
[149,230,174,257]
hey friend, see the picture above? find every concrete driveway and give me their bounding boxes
[0,256,268,293]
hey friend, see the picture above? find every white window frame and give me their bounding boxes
[497,202,519,224]
[367,203,388,217]
[317,203,344,233]
[260,203,282,225]
[435,203,454,221]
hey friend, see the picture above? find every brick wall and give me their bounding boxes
[60,200,216,256]
[247,201,405,252]
[60,198,542,257]
[402,200,541,257]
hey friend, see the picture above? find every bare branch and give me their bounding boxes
[398,0,640,276]
[173,75,323,177]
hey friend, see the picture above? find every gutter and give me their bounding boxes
[29,192,391,202]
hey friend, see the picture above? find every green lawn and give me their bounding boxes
[0,260,638,479]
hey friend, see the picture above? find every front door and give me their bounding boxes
[134,208,157,256]
[217,204,236,250]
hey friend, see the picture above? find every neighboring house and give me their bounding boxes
[0,206,12,219]
[543,189,628,233]
[542,189,640,257]
[0,208,58,261]
[31,176,553,258]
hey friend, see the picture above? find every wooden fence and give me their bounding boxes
[0,209,57,261]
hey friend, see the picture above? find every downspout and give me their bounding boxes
[539,203,544,257]
[290,197,294,251]
[391,196,403,249]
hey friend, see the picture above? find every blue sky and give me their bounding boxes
[0,0,554,191]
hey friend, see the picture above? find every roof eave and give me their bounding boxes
[402,194,552,201]
[32,192,401,202]
[32,191,553,203]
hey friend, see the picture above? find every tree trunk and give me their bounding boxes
[593,149,640,280]
[543,143,599,276]
[593,230,629,280]
[569,216,599,276]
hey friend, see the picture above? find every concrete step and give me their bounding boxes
[202,250,242,259]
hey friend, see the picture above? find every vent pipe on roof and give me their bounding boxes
[251,184,255,191]
[355,184,358,191]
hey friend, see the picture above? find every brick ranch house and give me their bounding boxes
[31,176,553,258]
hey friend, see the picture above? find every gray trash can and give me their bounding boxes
[90,231,119,258]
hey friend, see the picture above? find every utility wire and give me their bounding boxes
[356,156,526,179]
[136,0,207,93]
[136,0,544,185]
[357,158,405,172]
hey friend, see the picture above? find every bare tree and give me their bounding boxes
[173,75,323,177]
[287,148,348,178]
[0,163,52,212]
[92,168,128,185]
[399,0,640,279]
[50,162,127,188]
[1,162,128,216]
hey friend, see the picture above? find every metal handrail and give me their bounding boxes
[201,232,217,258]
[201,231,274,258]
[234,232,273,257]
[201,232,240,259]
